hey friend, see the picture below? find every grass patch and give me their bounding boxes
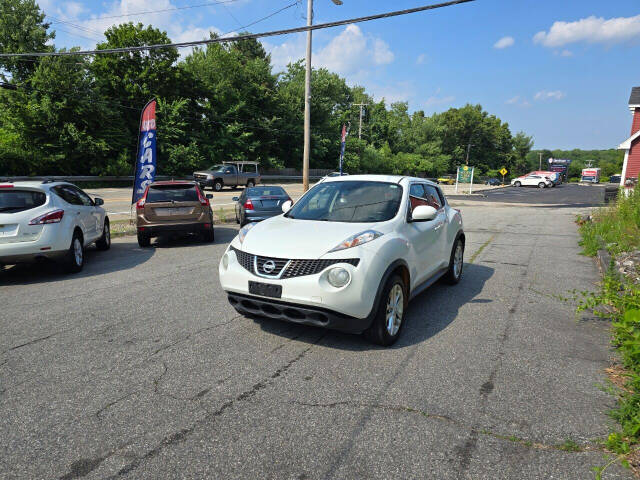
[578,188,640,257]
[108,210,238,239]
[577,187,640,477]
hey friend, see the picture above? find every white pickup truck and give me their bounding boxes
[194,161,261,191]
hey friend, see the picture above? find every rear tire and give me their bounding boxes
[364,274,407,347]
[137,232,151,248]
[214,180,223,192]
[203,225,215,243]
[64,231,84,273]
[95,219,111,251]
[443,238,464,285]
[514,181,521,187]
[538,182,546,188]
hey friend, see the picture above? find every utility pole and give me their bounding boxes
[539,152,542,170]
[353,103,369,139]
[302,0,342,192]
[465,143,473,165]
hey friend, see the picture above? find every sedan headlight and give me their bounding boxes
[238,222,256,244]
[327,267,351,288]
[329,230,383,252]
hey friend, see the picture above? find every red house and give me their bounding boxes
[618,87,640,189]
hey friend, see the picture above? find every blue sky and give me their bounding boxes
[40,0,640,150]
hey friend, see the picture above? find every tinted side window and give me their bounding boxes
[52,186,83,206]
[71,186,94,206]
[409,184,427,211]
[423,185,443,209]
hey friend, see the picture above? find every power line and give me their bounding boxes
[0,0,474,58]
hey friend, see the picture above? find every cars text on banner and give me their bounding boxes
[132,99,157,204]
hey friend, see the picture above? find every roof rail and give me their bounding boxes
[41,179,55,184]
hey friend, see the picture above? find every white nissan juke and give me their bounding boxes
[219,175,465,346]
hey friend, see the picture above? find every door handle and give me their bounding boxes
[434,223,443,231]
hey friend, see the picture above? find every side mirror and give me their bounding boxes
[94,197,104,206]
[232,196,239,202]
[282,200,293,213]
[411,205,437,222]
[206,194,213,199]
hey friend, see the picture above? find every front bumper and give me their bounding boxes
[227,292,371,333]
[219,245,385,323]
[138,223,211,237]
[194,176,213,187]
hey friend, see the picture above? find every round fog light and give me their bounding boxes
[328,267,350,288]
[222,253,229,270]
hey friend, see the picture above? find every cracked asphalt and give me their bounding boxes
[0,195,632,479]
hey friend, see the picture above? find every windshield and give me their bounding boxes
[0,189,46,213]
[208,165,226,172]
[286,181,402,223]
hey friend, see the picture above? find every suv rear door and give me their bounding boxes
[143,184,203,224]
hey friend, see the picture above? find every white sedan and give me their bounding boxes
[219,175,465,346]
[0,181,111,272]
[511,175,552,188]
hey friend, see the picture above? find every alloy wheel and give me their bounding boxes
[73,238,83,266]
[453,244,463,279]
[386,284,404,336]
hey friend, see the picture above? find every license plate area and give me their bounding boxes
[0,224,18,237]
[249,281,282,299]
[155,207,192,216]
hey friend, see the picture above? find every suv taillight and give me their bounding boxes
[244,198,254,210]
[29,209,64,225]
[136,186,149,210]
[196,186,210,206]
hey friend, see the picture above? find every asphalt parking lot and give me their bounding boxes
[0,192,630,479]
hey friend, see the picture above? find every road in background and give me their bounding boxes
[0,194,629,479]
[88,182,504,221]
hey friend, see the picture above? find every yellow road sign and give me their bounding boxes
[499,168,508,176]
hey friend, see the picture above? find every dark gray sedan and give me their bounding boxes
[233,186,292,226]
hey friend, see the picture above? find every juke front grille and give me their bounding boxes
[230,246,359,279]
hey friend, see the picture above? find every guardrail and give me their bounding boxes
[1,174,327,182]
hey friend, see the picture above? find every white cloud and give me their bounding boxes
[559,49,573,57]
[534,14,640,47]
[506,96,531,108]
[313,25,394,76]
[367,82,415,104]
[416,53,427,65]
[494,36,514,49]
[534,90,566,101]
[265,25,394,77]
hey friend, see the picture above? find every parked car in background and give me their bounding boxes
[233,186,292,227]
[0,181,110,272]
[485,178,501,186]
[511,175,552,188]
[220,175,465,346]
[194,161,261,192]
[609,174,622,184]
[581,168,601,183]
[530,171,561,186]
[135,181,214,247]
[437,174,456,185]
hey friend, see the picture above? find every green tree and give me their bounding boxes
[0,0,54,82]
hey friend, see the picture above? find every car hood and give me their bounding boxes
[193,171,213,176]
[239,215,381,259]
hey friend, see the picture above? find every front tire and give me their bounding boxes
[64,231,84,273]
[214,180,223,192]
[538,182,546,188]
[514,181,521,187]
[96,219,111,251]
[444,238,464,285]
[364,274,407,346]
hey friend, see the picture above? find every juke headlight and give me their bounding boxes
[330,230,383,252]
[238,222,256,244]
